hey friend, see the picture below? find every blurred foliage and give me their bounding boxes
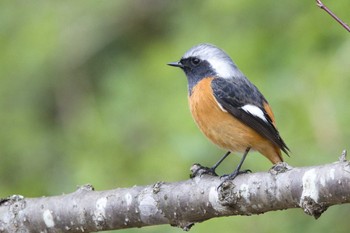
[0,0,350,233]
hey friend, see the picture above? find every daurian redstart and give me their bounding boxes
[168,43,289,180]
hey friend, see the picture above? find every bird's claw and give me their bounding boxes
[190,163,219,178]
[217,169,252,190]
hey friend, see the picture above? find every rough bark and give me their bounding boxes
[1,151,350,233]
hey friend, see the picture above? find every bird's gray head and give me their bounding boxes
[168,43,244,93]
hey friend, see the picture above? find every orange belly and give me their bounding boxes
[189,77,282,164]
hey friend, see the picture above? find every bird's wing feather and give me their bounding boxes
[211,78,289,154]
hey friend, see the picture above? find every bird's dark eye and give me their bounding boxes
[190,57,201,66]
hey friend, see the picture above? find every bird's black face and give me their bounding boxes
[168,56,216,95]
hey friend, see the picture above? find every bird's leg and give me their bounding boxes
[227,147,251,179]
[208,151,231,175]
[190,151,231,178]
[218,147,251,187]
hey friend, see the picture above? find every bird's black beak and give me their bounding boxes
[167,61,184,68]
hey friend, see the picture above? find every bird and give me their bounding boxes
[168,43,289,181]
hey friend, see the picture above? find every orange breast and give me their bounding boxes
[188,77,282,164]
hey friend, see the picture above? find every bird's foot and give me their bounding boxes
[221,169,252,179]
[217,169,252,190]
[190,163,219,178]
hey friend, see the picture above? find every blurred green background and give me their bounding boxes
[1,1,349,232]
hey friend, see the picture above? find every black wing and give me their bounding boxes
[211,78,289,154]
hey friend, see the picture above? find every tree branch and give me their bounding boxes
[1,151,350,232]
[316,0,350,32]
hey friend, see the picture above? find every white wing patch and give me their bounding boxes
[241,104,267,122]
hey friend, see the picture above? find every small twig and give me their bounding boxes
[339,149,348,162]
[316,0,350,32]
